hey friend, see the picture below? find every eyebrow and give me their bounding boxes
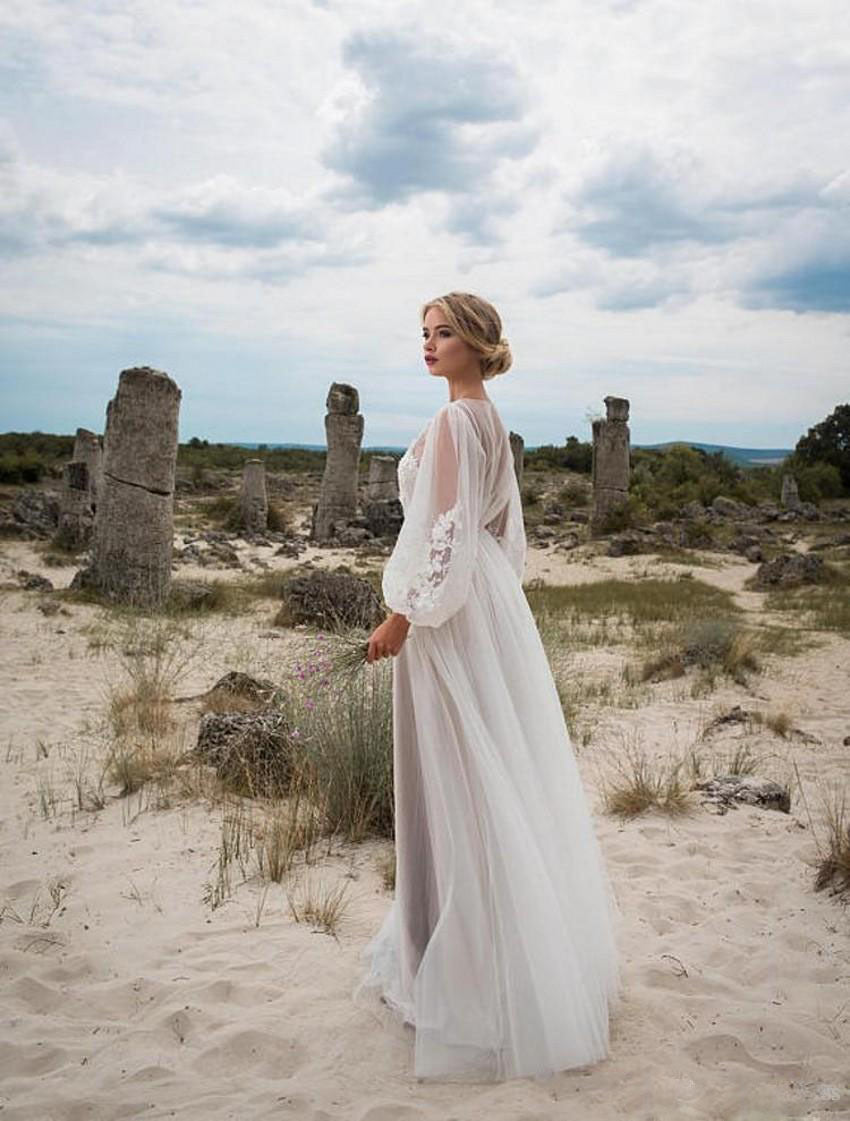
[422,323,451,331]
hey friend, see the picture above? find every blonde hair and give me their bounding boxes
[421,291,512,380]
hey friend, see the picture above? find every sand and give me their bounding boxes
[1,535,849,1121]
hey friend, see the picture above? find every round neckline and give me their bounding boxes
[451,397,492,404]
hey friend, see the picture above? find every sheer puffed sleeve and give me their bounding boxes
[487,474,526,583]
[382,403,485,628]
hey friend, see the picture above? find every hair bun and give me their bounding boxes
[421,292,512,380]
[482,337,512,380]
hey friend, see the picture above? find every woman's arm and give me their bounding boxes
[366,610,410,662]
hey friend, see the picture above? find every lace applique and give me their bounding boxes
[393,500,463,616]
[397,449,420,506]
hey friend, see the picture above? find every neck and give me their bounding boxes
[448,375,488,402]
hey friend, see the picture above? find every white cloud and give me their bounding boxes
[1,0,849,447]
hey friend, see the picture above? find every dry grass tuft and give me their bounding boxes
[812,787,850,901]
[286,874,351,936]
[751,709,793,739]
[375,846,396,893]
[601,740,696,819]
[104,619,201,798]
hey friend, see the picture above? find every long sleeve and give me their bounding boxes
[382,402,485,628]
[488,472,526,583]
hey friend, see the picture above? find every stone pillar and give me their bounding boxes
[363,455,403,539]
[781,474,802,511]
[509,431,524,491]
[591,396,630,534]
[55,461,95,550]
[72,428,103,511]
[82,367,181,607]
[311,383,364,541]
[366,455,399,502]
[239,459,268,533]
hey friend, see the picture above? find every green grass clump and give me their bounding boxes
[764,579,850,635]
[525,575,739,627]
[638,619,760,686]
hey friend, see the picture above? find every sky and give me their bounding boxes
[1,0,848,449]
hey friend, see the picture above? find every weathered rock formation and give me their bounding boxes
[365,456,398,502]
[591,396,630,534]
[55,461,95,550]
[509,431,524,491]
[311,383,364,541]
[755,553,825,588]
[781,474,802,511]
[362,454,402,539]
[77,366,181,607]
[195,711,295,796]
[695,774,791,815]
[7,490,59,538]
[282,567,384,630]
[239,459,268,534]
[72,428,103,510]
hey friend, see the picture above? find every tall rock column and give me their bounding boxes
[591,396,630,535]
[509,431,524,492]
[72,427,103,511]
[239,459,268,533]
[364,454,403,539]
[85,367,181,607]
[781,474,802,511]
[311,383,363,541]
[365,455,399,502]
[55,462,95,550]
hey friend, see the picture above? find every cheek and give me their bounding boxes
[442,338,466,361]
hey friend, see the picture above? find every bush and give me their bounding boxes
[598,494,649,533]
[0,452,48,484]
[792,461,844,503]
[793,402,850,491]
[558,480,590,507]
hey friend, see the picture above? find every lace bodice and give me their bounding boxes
[382,400,526,627]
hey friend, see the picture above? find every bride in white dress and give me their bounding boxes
[356,291,623,1083]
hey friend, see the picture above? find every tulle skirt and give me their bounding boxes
[353,529,623,1082]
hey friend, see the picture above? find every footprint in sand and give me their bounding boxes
[684,1032,806,1076]
[358,1106,428,1121]
[193,1029,304,1079]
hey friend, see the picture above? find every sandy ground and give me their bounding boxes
[1,536,849,1121]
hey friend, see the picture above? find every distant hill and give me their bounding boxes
[636,441,791,467]
[235,439,793,467]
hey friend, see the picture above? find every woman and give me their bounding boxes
[355,292,622,1083]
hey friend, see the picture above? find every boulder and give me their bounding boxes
[755,553,825,587]
[195,711,296,795]
[11,490,60,538]
[283,568,384,630]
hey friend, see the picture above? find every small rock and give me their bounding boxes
[695,774,791,814]
[17,570,54,592]
[712,495,750,519]
[608,533,643,557]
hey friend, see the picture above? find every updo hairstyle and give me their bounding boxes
[421,291,512,380]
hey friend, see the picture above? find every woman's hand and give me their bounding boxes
[366,612,411,663]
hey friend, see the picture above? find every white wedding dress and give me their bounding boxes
[354,397,623,1082]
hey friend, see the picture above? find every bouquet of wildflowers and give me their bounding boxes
[312,630,372,680]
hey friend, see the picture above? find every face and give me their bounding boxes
[422,305,482,381]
